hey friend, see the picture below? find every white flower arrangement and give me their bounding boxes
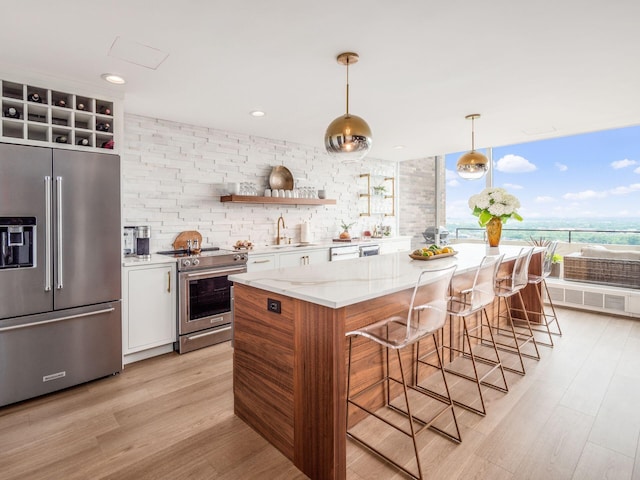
[468,187,523,227]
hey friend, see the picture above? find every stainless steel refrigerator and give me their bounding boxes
[0,143,122,407]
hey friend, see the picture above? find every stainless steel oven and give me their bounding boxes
[160,248,247,353]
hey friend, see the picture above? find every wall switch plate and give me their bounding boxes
[267,298,281,314]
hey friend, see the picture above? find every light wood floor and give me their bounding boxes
[1,307,640,480]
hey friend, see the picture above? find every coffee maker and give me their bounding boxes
[123,225,151,258]
[134,226,151,259]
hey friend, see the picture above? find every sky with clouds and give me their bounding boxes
[445,125,640,221]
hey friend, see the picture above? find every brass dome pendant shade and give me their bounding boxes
[457,113,489,180]
[324,52,372,161]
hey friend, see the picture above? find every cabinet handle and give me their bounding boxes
[253,259,271,264]
[167,271,171,293]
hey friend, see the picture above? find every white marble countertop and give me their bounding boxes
[229,243,535,309]
[246,235,412,254]
[122,254,177,267]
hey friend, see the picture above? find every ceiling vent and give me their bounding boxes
[108,36,169,70]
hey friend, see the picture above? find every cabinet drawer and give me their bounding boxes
[247,254,278,272]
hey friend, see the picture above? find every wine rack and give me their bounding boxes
[1,79,117,153]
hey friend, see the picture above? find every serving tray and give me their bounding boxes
[409,251,457,261]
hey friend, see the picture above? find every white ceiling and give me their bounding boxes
[3,0,640,161]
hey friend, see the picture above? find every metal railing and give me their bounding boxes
[453,227,640,245]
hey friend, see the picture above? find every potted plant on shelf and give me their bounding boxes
[339,220,356,240]
[372,184,386,196]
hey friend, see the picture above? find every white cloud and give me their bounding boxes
[445,169,461,187]
[502,183,523,190]
[535,196,555,203]
[634,166,640,174]
[494,154,537,173]
[563,190,608,200]
[611,159,637,169]
[609,184,640,195]
[562,183,640,201]
[554,162,568,171]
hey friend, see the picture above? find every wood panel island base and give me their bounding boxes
[230,244,542,480]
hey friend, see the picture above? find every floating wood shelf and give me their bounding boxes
[220,195,336,205]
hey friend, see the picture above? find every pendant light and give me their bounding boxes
[324,52,372,161]
[457,113,489,179]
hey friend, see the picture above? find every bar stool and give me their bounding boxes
[492,248,541,376]
[440,254,508,417]
[526,241,563,346]
[346,265,460,480]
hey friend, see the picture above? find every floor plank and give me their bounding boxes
[0,307,639,479]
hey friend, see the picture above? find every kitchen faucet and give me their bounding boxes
[276,214,286,245]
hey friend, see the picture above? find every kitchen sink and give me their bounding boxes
[267,243,318,249]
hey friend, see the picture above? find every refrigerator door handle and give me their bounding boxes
[0,307,116,332]
[44,176,52,292]
[56,176,63,290]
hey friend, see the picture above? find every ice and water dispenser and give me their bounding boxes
[0,217,36,269]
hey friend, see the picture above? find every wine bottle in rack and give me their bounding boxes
[77,138,90,146]
[3,106,20,119]
[55,135,68,143]
[27,92,42,103]
[98,106,112,115]
[56,99,67,108]
[96,122,111,132]
[101,139,114,149]
[76,103,85,111]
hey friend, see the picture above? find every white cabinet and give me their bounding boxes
[379,237,411,255]
[122,262,176,364]
[279,248,330,267]
[247,253,278,272]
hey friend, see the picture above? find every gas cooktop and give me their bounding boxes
[157,247,223,257]
[157,247,247,271]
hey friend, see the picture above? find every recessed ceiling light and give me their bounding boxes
[250,110,265,117]
[101,73,126,85]
[393,145,405,150]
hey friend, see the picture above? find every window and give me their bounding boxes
[445,125,640,244]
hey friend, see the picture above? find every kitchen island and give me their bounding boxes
[229,243,541,480]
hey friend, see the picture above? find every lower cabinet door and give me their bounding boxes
[124,264,176,353]
[279,249,329,267]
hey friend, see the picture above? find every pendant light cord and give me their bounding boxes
[470,116,476,151]
[345,57,350,116]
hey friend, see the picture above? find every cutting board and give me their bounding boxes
[173,230,203,251]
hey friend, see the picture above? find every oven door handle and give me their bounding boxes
[187,325,232,341]
[183,267,246,279]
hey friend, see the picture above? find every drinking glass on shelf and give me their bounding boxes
[264,188,272,197]
[272,189,279,198]
[278,189,285,197]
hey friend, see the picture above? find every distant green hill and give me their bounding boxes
[446,218,640,245]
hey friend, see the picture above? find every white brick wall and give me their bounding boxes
[122,114,400,252]
[398,157,440,249]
